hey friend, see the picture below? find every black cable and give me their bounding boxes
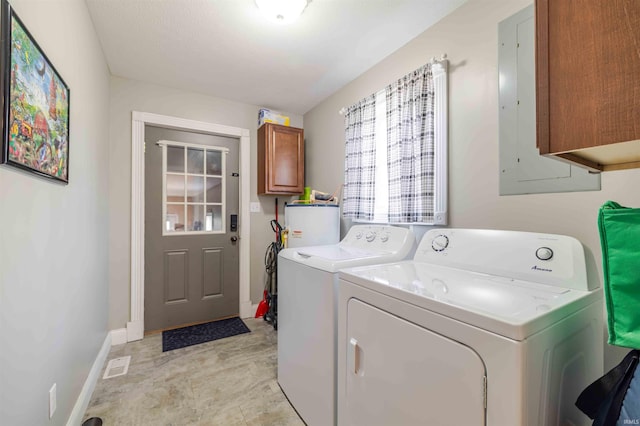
[270,219,284,246]
[265,219,284,280]
[264,242,279,279]
[264,219,283,328]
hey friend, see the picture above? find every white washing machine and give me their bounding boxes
[278,225,416,426]
[337,228,603,426]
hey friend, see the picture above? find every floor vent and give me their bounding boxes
[103,356,131,379]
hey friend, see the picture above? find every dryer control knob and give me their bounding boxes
[432,235,449,252]
[355,231,363,239]
[365,232,376,242]
[536,247,553,261]
[380,233,389,243]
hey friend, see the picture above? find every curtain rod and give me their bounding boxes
[338,53,447,115]
[430,53,447,65]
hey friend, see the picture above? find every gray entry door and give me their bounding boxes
[144,125,240,332]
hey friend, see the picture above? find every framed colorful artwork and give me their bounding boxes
[0,0,70,183]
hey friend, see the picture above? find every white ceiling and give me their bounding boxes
[86,0,466,115]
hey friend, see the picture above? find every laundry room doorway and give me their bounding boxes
[144,126,240,332]
[126,112,252,342]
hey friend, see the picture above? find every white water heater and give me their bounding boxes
[284,204,340,248]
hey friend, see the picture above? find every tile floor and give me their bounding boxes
[83,318,303,426]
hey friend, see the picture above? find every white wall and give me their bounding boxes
[0,0,110,424]
[108,77,303,330]
[303,0,638,370]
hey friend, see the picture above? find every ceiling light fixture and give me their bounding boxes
[255,0,309,23]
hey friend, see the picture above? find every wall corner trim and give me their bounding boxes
[65,333,111,426]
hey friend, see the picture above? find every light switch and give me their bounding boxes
[250,202,261,213]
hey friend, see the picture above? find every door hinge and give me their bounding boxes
[482,375,487,408]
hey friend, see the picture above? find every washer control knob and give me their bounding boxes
[380,233,389,243]
[355,231,363,240]
[432,235,449,252]
[536,247,554,261]
[365,231,376,242]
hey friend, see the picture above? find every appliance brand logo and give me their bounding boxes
[531,265,553,272]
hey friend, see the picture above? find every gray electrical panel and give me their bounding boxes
[498,4,600,195]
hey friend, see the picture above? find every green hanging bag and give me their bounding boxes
[598,201,640,348]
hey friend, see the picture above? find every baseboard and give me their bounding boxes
[126,320,144,342]
[110,328,128,346]
[240,300,256,319]
[65,333,111,426]
[242,303,259,319]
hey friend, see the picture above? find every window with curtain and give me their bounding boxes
[343,61,448,225]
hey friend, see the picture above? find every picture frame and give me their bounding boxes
[0,0,70,183]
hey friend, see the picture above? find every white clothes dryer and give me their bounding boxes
[278,225,415,426]
[337,228,603,426]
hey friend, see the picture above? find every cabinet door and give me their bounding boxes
[536,0,640,171]
[258,123,304,194]
[268,125,304,193]
[343,298,486,426]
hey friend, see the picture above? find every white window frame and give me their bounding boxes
[432,60,448,225]
[158,139,229,236]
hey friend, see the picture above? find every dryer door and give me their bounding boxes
[344,299,486,426]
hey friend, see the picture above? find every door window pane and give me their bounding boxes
[187,148,204,174]
[166,174,185,202]
[167,146,184,173]
[163,143,225,234]
[207,150,222,175]
[166,204,185,232]
[206,205,223,231]
[188,204,205,231]
[206,177,222,203]
[187,176,205,203]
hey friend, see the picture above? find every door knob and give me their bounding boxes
[230,236,238,242]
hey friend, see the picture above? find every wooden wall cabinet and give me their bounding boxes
[258,123,304,194]
[535,0,640,172]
